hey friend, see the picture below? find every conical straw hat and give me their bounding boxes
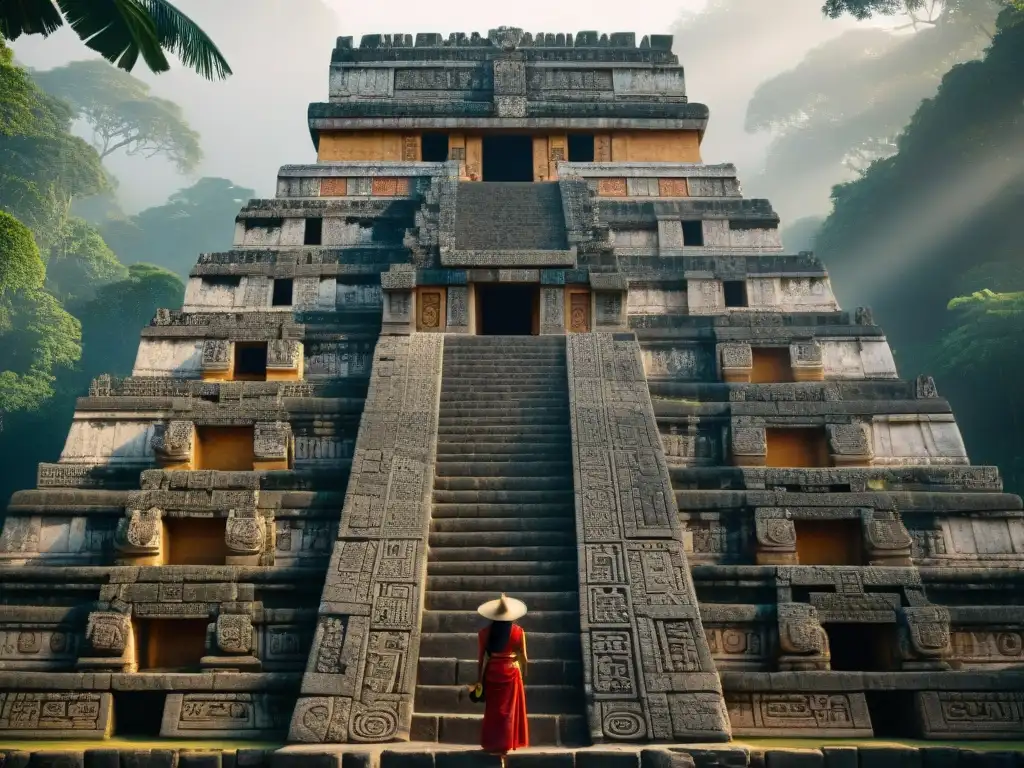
[477,593,527,622]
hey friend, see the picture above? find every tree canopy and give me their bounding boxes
[0,210,81,427]
[100,176,253,277]
[32,60,202,173]
[0,1,231,81]
[815,4,1024,490]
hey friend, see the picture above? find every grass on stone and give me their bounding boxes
[0,737,283,751]
[738,739,1024,751]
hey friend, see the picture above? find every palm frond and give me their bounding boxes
[0,0,65,40]
[55,0,170,74]
[141,0,232,80]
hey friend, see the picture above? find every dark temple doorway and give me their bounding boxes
[477,284,538,335]
[482,135,534,182]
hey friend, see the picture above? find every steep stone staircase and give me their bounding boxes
[454,182,569,251]
[413,335,587,746]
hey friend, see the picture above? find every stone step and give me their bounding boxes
[411,712,587,746]
[430,516,574,532]
[430,502,575,518]
[415,684,583,715]
[432,489,575,504]
[442,367,567,377]
[433,476,572,492]
[421,609,580,634]
[434,460,572,478]
[442,350,567,359]
[427,545,577,562]
[444,341,566,350]
[425,591,579,612]
[438,406,569,419]
[434,451,570,464]
[437,426,570,439]
[438,396,569,408]
[427,558,577,576]
[419,631,581,659]
[429,529,576,547]
[427,573,577,592]
[440,385,568,395]
[438,415,569,427]
[417,656,582,686]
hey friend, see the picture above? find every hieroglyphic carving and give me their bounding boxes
[569,292,590,333]
[418,290,442,330]
[151,421,194,465]
[726,693,872,736]
[446,286,468,329]
[289,334,443,743]
[918,692,1024,738]
[776,603,830,670]
[0,692,111,737]
[898,606,951,666]
[216,614,254,654]
[540,286,564,334]
[567,333,730,742]
[85,612,131,655]
[115,507,162,555]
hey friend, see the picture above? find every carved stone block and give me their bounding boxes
[827,422,874,466]
[216,614,254,654]
[115,507,162,555]
[267,340,303,371]
[731,426,766,467]
[719,343,752,383]
[226,515,266,555]
[254,422,291,462]
[754,509,797,565]
[85,612,132,656]
[777,603,830,671]
[899,606,951,668]
[201,339,231,372]
[151,421,195,466]
[864,517,913,567]
[789,340,824,381]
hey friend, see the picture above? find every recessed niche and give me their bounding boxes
[304,217,323,246]
[134,618,208,672]
[765,428,831,468]
[825,622,897,672]
[795,519,864,565]
[113,691,166,736]
[195,426,255,471]
[232,342,268,380]
[682,220,704,246]
[723,280,748,307]
[272,278,294,307]
[750,347,793,383]
[164,516,228,565]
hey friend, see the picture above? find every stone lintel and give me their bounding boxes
[440,249,577,268]
[309,116,708,133]
[278,161,457,178]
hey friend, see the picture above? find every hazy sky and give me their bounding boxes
[11,0,870,216]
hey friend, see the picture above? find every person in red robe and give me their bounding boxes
[472,593,529,756]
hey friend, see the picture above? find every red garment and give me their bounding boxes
[477,623,529,754]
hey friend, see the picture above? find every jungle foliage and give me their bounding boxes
[815,5,1024,490]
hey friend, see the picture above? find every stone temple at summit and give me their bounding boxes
[3,25,1024,747]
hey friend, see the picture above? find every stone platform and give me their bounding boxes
[4,743,1024,768]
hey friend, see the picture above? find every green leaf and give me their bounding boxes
[0,0,64,40]
[55,0,170,74]
[140,0,232,80]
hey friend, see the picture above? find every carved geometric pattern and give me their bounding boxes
[566,333,730,742]
[289,334,443,743]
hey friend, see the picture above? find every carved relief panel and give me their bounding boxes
[416,287,446,332]
[566,289,591,333]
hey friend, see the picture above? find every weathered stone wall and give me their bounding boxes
[565,332,730,742]
[289,334,444,743]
